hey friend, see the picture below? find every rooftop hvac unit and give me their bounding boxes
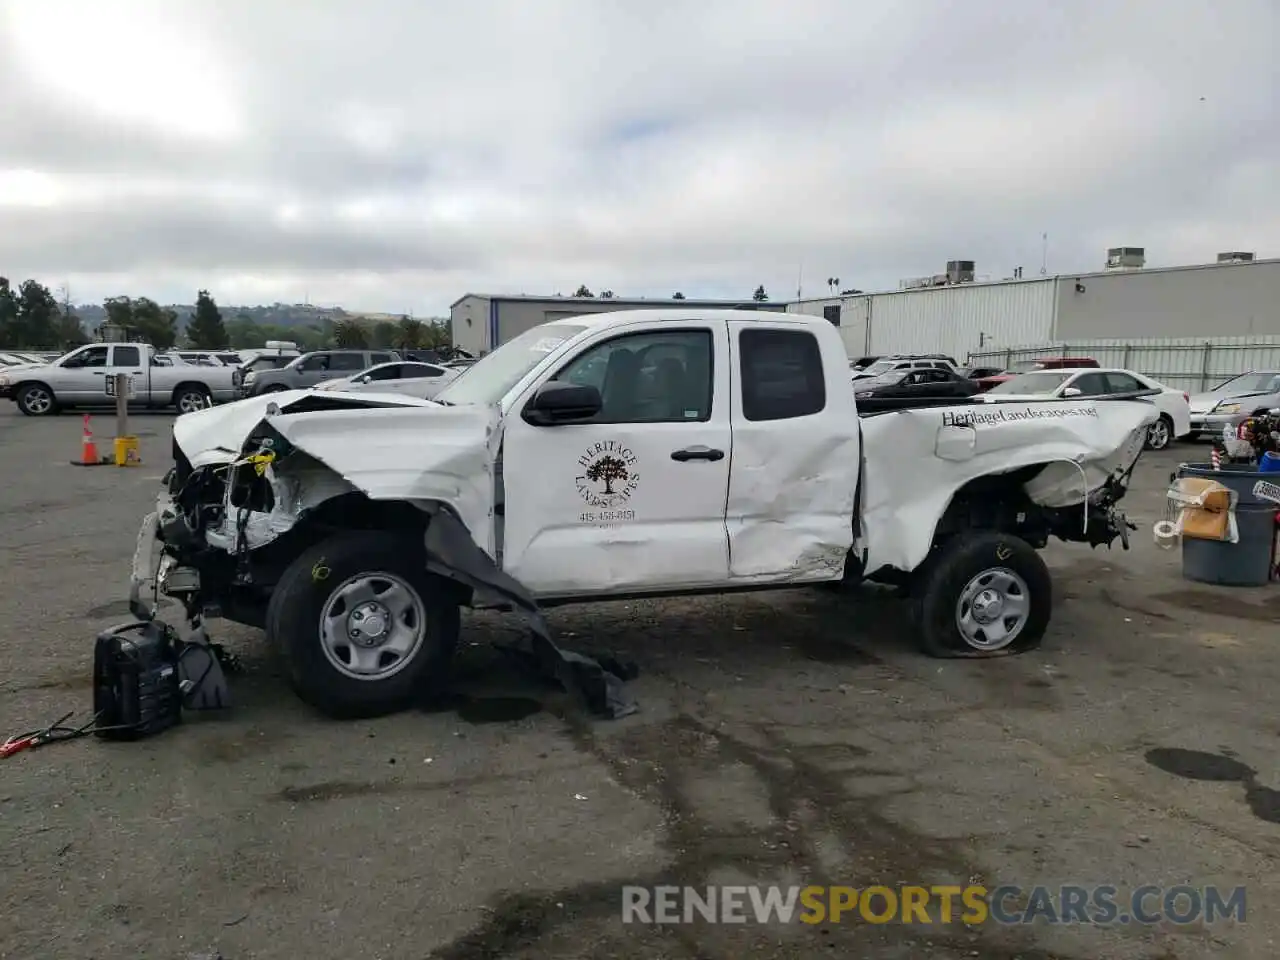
[1216,251,1255,263]
[945,260,976,283]
[1105,247,1145,270]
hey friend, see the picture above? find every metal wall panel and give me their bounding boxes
[1053,260,1280,339]
[786,296,870,357]
[866,279,1056,361]
[966,335,1280,393]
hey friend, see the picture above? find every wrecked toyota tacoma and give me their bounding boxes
[131,309,1157,719]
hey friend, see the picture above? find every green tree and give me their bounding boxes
[102,296,134,330]
[56,310,88,347]
[396,315,423,350]
[752,285,768,302]
[573,285,594,298]
[187,289,227,348]
[333,319,368,348]
[0,279,18,346]
[225,313,263,348]
[370,321,397,349]
[130,297,178,349]
[16,280,60,347]
[672,292,685,299]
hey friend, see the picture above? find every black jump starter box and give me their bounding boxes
[93,621,183,741]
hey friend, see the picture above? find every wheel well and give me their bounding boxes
[247,493,471,604]
[171,381,211,403]
[932,466,1048,547]
[15,379,54,395]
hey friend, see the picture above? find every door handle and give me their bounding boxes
[671,446,725,462]
[91,371,105,375]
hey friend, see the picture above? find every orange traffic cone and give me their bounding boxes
[71,413,105,466]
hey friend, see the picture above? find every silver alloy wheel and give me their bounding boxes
[177,390,208,413]
[318,572,428,681]
[1147,418,1171,450]
[955,566,1031,651]
[21,386,53,415]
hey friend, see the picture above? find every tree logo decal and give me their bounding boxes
[576,441,640,508]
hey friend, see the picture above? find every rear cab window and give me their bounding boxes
[738,328,826,421]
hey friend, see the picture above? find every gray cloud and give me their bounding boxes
[0,0,1276,312]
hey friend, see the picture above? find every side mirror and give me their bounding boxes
[522,381,602,426]
[358,375,372,384]
[1062,386,1083,397]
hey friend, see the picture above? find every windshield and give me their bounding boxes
[433,323,588,406]
[860,360,899,377]
[987,371,1073,395]
[1210,371,1280,393]
[854,371,905,391]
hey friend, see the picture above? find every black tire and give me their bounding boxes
[16,382,58,416]
[1146,414,1174,451]
[266,530,460,719]
[911,532,1051,659]
[173,384,211,414]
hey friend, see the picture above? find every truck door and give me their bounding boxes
[725,320,859,581]
[107,344,146,402]
[500,320,733,598]
[56,344,110,401]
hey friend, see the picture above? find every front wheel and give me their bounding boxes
[16,383,57,416]
[1146,415,1174,450]
[266,530,461,718]
[912,532,1051,658]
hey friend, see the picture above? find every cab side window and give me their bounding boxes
[65,346,109,368]
[1070,372,1109,396]
[554,329,713,423]
[112,346,141,367]
[330,353,366,372]
[739,329,826,421]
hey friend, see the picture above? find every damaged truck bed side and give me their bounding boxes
[135,309,1157,718]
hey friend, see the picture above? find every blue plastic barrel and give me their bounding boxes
[1261,451,1280,473]
[1177,463,1278,586]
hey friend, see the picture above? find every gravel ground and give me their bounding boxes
[1,404,1278,960]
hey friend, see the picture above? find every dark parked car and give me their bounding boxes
[853,366,980,402]
[958,365,1004,381]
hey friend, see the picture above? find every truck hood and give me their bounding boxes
[171,389,499,545]
[172,389,443,465]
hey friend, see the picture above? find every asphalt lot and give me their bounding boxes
[1,404,1278,960]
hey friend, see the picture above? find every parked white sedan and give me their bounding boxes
[985,367,1191,450]
[313,360,461,399]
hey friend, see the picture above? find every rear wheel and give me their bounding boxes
[912,532,1051,658]
[266,530,460,718]
[174,385,211,414]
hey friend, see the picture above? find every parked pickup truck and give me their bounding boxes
[0,342,237,416]
[130,309,1157,719]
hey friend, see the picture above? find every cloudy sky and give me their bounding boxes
[0,0,1276,315]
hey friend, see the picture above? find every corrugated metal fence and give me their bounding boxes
[966,336,1280,393]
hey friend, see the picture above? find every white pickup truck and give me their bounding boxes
[0,342,238,416]
[131,309,1156,718]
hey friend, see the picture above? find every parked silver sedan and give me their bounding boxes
[1187,370,1280,438]
[313,360,462,399]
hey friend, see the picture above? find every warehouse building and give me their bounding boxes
[786,252,1280,364]
[450,294,784,354]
